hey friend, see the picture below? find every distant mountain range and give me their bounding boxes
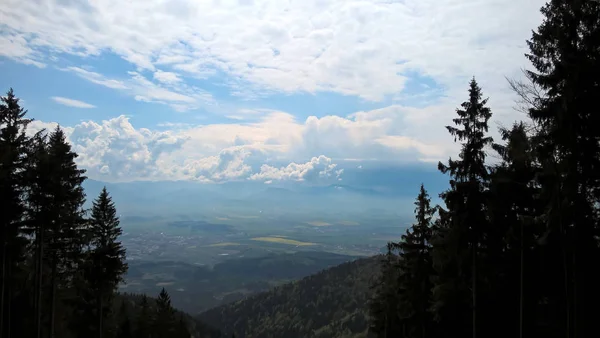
[82,165,448,218]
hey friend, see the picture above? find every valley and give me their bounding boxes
[117,212,407,314]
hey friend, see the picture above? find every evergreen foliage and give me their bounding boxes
[0,88,216,338]
[368,2,600,338]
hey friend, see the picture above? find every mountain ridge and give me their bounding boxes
[198,255,381,338]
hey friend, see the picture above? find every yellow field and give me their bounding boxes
[307,221,331,227]
[270,235,289,238]
[209,242,241,247]
[251,237,316,246]
[338,220,359,226]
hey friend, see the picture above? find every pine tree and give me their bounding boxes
[86,187,128,338]
[154,288,180,337]
[45,126,87,337]
[488,122,541,337]
[135,295,152,338]
[432,78,493,338]
[395,184,436,338]
[23,131,51,338]
[0,88,32,338]
[368,243,402,337]
[525,1,600,336]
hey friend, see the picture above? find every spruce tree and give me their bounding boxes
[45,126,87,337]
[0,89,32,338]
[368,243,402,337]
[525,1,600,336]
[488,122,541,337]
[154,288,180,337]
[23,131,51,338]
[395,184,436,338]
[135,295,152,338]
[432,78,493,338]
[86,187,128,338]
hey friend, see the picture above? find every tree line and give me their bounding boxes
[0,90,193,337]
[369,1,600,338]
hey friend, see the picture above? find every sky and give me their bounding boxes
[0,0,547,184]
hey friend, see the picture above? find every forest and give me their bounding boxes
[0,91,213,336]
[368,1,600,338]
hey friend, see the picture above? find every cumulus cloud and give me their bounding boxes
[250,155,342,182]
[51,96,96,108]
[24,100,471,183]
[0,0,545,102]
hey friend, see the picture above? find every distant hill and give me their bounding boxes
[198,256,381,338]
[116,292,221,338]
[123,251,358,315]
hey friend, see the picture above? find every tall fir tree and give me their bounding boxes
[525,1,600,337]
[368,243,402,338]
[0,88,32,338]
[395,184,436,338]
[135,294,152,338]
[86,187,128,338]
[45,126,88,338]
[23,131,52,338]
[488,122,541,338]
[154,288,181,337]
[432,78,493,338]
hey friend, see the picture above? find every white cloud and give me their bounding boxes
[250,155,342,182]
[51,96,96,108]
[61,66,213,111]
[0,0,552,183]
[0,32,46,68]
[26,102,471,182]
[63,67,128,90]
[153,70,182,84]
[0,0,546,102]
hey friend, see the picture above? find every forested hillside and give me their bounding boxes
[367,1,600,338]
[0,90,216,337]
[199,256,380,338]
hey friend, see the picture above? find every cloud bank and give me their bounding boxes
[26,104,458,183]
[1,0,544,101]
[1,0,548,183]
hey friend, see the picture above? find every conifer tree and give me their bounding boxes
[525,1,600,336]
[0,88,32,338]
[135,295,152,338]
[432,78,493,338]
[154,288,182,337]
[488,122,540,337]
[368,243,402,337]
[45,126,87,337]
[86,187,128,338]
[23,131,51,338]
[395,184,436,338]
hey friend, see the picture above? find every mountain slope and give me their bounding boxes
[123,251,358,315]
[198,256,381,338]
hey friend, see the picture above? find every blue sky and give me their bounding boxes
[0,0,546,184]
